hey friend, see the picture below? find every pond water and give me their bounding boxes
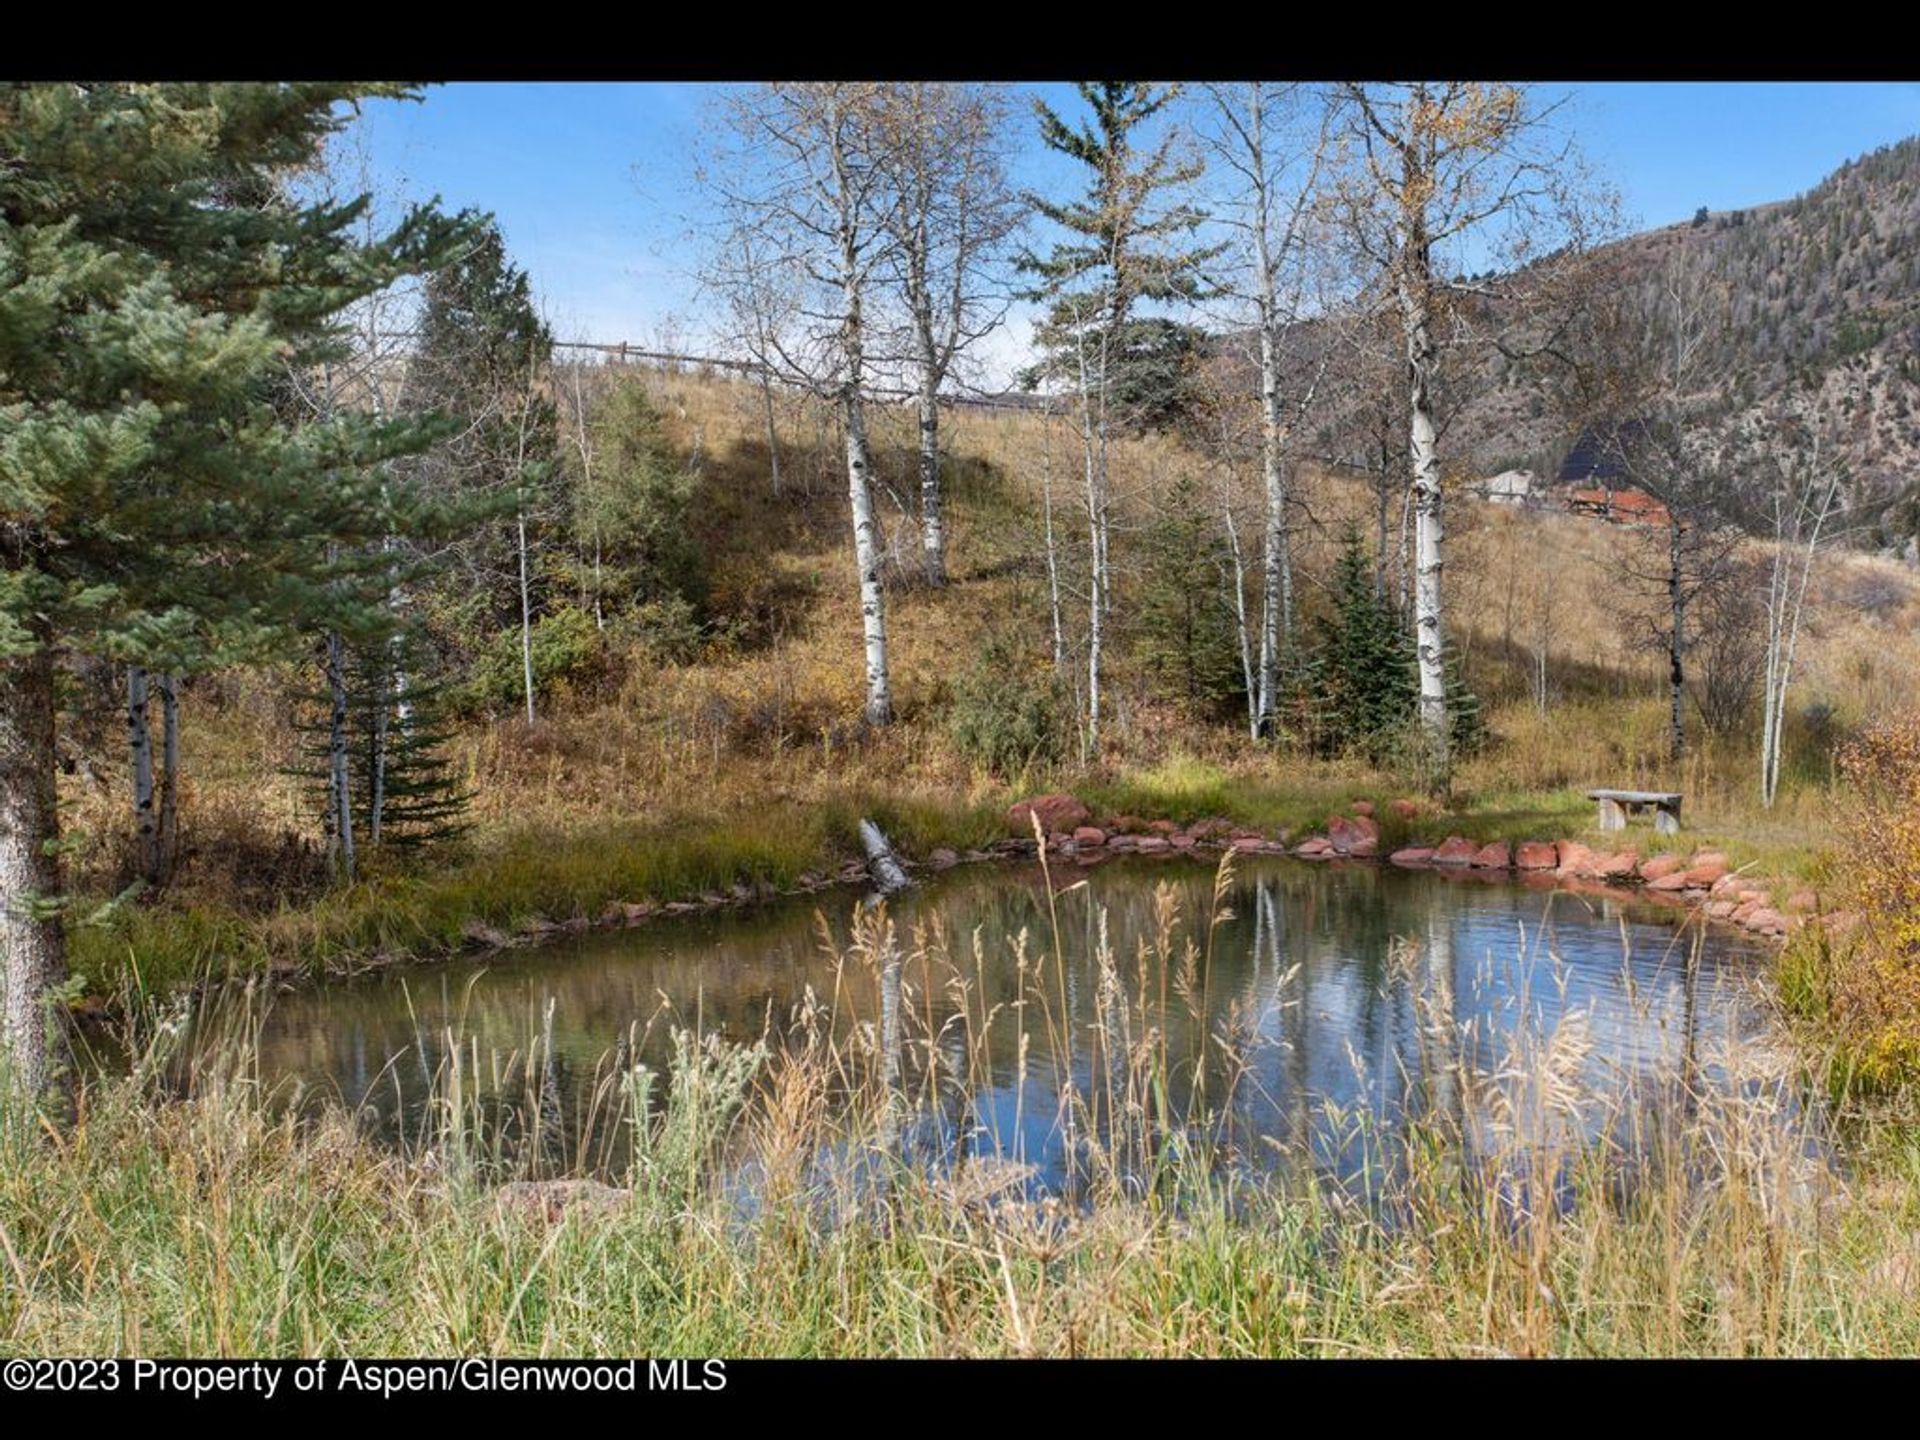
[190,854,1796,1200]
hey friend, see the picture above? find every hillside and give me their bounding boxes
[1444,135,1920,554]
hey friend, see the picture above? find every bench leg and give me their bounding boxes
[1597,797,1626,832]
[1655,800,1681,836]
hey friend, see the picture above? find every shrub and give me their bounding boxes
[459,606,608,716]
[947,633,1067,779]
[1806,716,1920,1083]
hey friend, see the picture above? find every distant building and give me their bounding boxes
[1557,423,1672,529]
[1477,468,1536,505]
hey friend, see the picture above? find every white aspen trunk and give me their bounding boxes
[1255,331,1292,739]
[1400,272,1450,784]
[827,95,892,728]
[917,373,946,586]
[1072,315,1105,751]
[127,666,158,884]
[1761,471,1838,808]
[1041,417,1066,672]
[517,507,536,726]
[326,631,355,884]
[1221,484,1259,738]
[845,387,894,727]
[0,640,69,1115]
[158,673,180,882]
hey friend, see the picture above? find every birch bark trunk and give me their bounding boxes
[1400,270,1451,784]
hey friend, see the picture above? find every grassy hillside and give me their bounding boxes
[53,364,1920,1004]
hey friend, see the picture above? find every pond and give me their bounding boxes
[186,853,1800,1203]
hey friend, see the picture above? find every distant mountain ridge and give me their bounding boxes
[1454,134,1920,553]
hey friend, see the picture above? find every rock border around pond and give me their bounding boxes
[443,790,1840,968]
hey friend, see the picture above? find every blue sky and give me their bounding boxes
[351,82,1920,378]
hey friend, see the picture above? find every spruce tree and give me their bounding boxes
[0,83,475,1111]
[1136,472,1245,719]
[1313,530,1418,762]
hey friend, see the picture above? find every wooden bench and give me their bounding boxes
[1587,788,1683,835]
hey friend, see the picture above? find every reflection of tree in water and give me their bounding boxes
[211,857,1773,1196]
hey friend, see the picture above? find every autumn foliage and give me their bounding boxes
[1819,717,1920,1081]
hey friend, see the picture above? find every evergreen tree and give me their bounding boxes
[1312,530,1418,762]
[1015,82,1221,749]
[0,82,475,1111]
[575,375,702,618]
[406,219,557,685]
[1136,472,1245,719]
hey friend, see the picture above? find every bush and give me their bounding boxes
[1804,716,1920,1083]
[459,606,608,716]
[947,633,1068,779]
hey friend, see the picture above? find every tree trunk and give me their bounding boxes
[1041,419,1066,672]
[1401,278,1451,786]
[127,665,158,884]
[845,388,894,727]
[326,631,356,883]
[517,508,536,726]
[158,673,180,883]
[760,372,783,497]
[1,641,70,1115]
[1667,512,1686,764]
[917,375,946,587]
[1255,317,1291,738]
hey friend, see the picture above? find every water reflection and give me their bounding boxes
[202,856,1782,1196]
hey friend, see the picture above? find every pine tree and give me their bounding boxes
[406,218,557,721]
[0,83,476,1111]
[1016,82,1222,748]
[1312,530,1418,762]
[575,375,702,619]
[1136,472,1245,719]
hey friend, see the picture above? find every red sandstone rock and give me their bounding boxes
[1639,855,1686,882]
[1745,907,1787,935]
[1786,890,1818,914]
[1149,819,1180,836]
[1391,847,1436,867]
[1682,858,1729,887]
[1170,834,1197,850]
[1352,800,1376,817]
[1645,872,1690,892]
[1706,900,1736,919]
[1007,794,1091,836]
[1328,813,1380,855]
[1471,841,1512,869]
[1389,798,1420,820]
[1112,815,1149,835]
[1137,836,1171,853]
[1294,836,1333,858]
[1432,835,1478,865]
[1515,841,1558,870]
[1595,851,1639,878]
[1072,826,1107,847]
[1349,836,1380,858]
[1555,840,1599,877]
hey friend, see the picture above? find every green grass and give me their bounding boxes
[69,790,1007,1002]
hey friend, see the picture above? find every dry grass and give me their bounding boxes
[13,857,1920,1357]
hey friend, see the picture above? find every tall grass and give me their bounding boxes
[10,852,1920,1357]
